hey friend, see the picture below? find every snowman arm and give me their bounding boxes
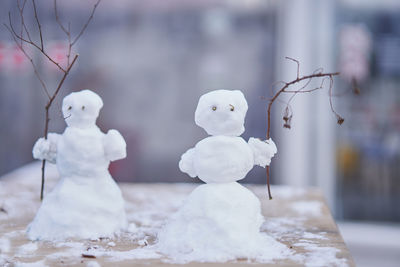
[32,133,59,164]
[248,137,277,167]
[179,148,197,178]
[103,129,127,162]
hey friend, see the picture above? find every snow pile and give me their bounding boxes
[157,182,291,263]
[27,90,128,241]
[158,89,285,262]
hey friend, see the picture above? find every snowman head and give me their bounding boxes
[62,90,103,129]
[195,90,248,136]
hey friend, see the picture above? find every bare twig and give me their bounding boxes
[6,0,100,200]
[32,0,43,50]
[4,24,51,100]
[264,57,341,200]
[71,0,101,46]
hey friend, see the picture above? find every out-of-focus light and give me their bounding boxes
[339,24,372,82]
[45,42,71,71]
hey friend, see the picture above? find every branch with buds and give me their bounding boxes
[4,0,101,200]
[264,57,344,200]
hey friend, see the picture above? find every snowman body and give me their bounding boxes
[193,136,253,183]
[158,90,279,261]
[28,90,127,241]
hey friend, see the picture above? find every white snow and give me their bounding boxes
[16,242,38,257]
[28,89,128,241]
[0,170,349,266]
[0,238,10,253]
[86,261,101,267]
[14,260,48,267]
[291,201,323,217]
[189,135,254,183]
[293,242,348,267]
[107,241,116,247]
[157,182,292,263]
[248,137,277,167]
[194,89,248,136]
[162,89,284,262]
[179,90,277,183]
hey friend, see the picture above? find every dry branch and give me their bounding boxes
[264,57,341,200]
[5,0,101,200]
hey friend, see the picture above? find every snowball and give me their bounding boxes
[103,129,127,162]
[248,138,277,167]
[28,89,127,241]
[178,148,196,178]
[32,133,59,164]
[157,182,290,262]
[62,89,103,129]
[195,90,248,136]
[192,136,253,183]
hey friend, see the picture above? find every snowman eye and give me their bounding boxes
[68,106,72,110]
[212,106,217,111]
[229,104,235,111]
[82,106,85,110]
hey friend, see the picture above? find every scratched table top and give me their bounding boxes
[0,163,354,266]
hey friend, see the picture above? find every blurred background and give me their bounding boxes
[0,0,399,265]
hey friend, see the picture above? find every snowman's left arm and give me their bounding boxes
[248,137,277,167]
[103,129,127,162]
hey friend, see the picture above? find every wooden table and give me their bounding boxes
[0,163,354,266]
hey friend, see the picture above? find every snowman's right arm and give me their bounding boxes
[179,148,197,178]
[32,133,59,164]
[103,129,127,162]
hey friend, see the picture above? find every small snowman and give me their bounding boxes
[157,90,285,262]
[28,89,128,241]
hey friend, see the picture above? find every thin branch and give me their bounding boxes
[4,23,51,100]
[71,0,101,46]
[266,71,340,139]
[264,57,341,200]
[7,0,100,200]
[8,13,67,72]
[285,56,300,79]
[19,1,34,44]
[54,0,69,36]
[46,54,79,110]
[32,0,43,51]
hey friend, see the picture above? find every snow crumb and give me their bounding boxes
[293,242,348,267]
[138,239,148,246]
[16,242,38,256]
[107,241,116,247]
[86,261,101,267]
[291,201,323,217]
[0,238,10,253]
[107,247,162,261]
[302,232,328,240]
[14,260,48,267]
[127,223,138,233]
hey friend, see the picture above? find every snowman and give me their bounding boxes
[157,89,284,262]
[28,89,128,241]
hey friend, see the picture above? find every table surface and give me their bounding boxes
[0,163,355,266]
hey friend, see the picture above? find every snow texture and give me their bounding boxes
[28,90,128,241]
[161,90,282,262]
[0,166,349,266]
[248,137,277,167]
[179,89,277,184]
[157,182,291,263]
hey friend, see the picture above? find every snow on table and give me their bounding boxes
[0,163,354,267]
